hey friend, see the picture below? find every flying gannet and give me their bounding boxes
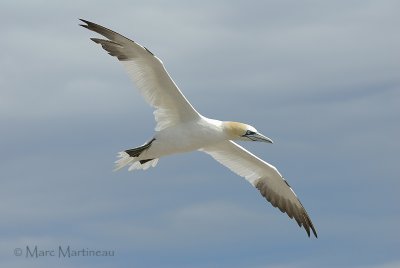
[80,19,317,238]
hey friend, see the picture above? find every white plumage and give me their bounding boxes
[80,19,317,237]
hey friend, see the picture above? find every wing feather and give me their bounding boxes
[201,141,317,237]
[80,19,200,130]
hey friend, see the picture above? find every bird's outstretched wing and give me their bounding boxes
[80,19,200,131]
[200,141,317,237]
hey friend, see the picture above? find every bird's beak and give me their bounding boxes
[246,132,273,143]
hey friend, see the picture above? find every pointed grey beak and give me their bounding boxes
[246,132,273,143]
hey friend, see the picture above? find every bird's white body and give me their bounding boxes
[80,19,317,238]
[149,117,225,158]
[117,117,238,170]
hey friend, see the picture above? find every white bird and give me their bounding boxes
[80,19,317,238]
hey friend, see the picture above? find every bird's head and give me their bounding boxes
[223,121,273,143]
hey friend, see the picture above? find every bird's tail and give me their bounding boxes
[114,151,159,171]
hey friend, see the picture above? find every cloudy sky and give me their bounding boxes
[1,0,399,267]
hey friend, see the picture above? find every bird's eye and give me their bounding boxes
[246,130,254,135]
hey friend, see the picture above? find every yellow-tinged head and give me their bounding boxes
[223,121,273,143]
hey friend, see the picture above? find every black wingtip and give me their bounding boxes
[90,37,100,43]
[306,223,318,238]
[79,18,90,24]
[79,19,89,28]
[308,216,318,238]
[305,227,311,237]
[312,227,318,238]
[79,19,94,29]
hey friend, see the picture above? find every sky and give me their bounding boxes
[1,0,399,267]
